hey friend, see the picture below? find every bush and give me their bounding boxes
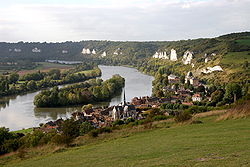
[124,117,135,124]
[186,106,208,114]
[89,129,99,138]
[152,115,170,121]
[52,134,73,146]
[112,120,125,126]
[79,122,94,136]
[174,111,192,122]
[100,127,112,133]
[131,120,145,126]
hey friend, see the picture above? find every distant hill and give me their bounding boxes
[0,32,249,83]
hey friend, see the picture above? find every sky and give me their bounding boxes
[0,0,250,42]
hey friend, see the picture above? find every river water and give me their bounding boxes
[0,65,153,131]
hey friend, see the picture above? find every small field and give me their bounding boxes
[236,39,250,46]
[17,62,74,76]
[2,110,250,167]
[221,51,250,66]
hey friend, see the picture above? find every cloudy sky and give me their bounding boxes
[0,0,250,42]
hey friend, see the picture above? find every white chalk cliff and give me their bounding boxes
[92,49,96,54]
[82,48,91,54]
[101,51,107,57]
[152,51,169,59]
[113,48,122,55]
[170,49,178,61]
[202,66,223,74]
[182,51,193,65]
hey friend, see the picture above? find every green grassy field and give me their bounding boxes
[13,128,33,135]
[34,62,73,70]
[236,39,250,46]
[221,51,250,66]
[3,115,250,167]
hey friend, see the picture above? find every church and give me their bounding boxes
[111,91,137,121]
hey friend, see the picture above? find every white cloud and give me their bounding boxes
[0,0,250,42]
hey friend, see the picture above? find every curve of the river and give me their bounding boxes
[0,65,154,131]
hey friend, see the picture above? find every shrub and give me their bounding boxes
[152,115,169,121]
[52,134,73,146]
[79,122,94,136]
[124,117,135,124]
[112,120,125,126]
[89,129,99,138]
[186,106,208,114]
[174,111,192,123]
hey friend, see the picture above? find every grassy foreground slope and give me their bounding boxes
[5,116,250,167]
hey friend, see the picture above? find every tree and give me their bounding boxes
[211,89,224,104]
[8,73,19,84]
[196,85,205,93]
[27,80,37,90]
[223,83,242,103]
[82,104,93,112]
[60,119,80,145]
[79,122,94,135]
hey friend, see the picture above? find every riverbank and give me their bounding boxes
[0,65,153,131]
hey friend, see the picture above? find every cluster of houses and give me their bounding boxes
[8,48,42,53]
[164,71,207,103]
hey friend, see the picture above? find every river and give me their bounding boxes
[0,65,154,131]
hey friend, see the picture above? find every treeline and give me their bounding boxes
[34,74,125,107]
[0,63,101,97]
[0,120,97,155]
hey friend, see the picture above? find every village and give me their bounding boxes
[37,70,210,133]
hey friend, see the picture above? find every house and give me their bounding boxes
[192,94,202,102]
[32,48,41,53]
[168,74,180,84]
[62,50,68,54]
[185,71,200,86]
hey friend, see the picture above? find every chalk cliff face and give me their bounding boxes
[152,49,177,61]
[82,48,93,54]
[101,51,107,57]
[92,49,96,54]
[202,66,223,74]
[152,51,169,59]
[182,51,193,65]
[170,49,178,61]
[114,48,122,55]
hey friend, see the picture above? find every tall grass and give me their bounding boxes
[217,102,250,121]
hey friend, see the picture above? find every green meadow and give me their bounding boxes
[3,114,250,167]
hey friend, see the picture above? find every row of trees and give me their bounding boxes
[34,74,125,107]
[0,63,101,97]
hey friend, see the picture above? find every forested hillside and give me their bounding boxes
[0,32,249,83]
